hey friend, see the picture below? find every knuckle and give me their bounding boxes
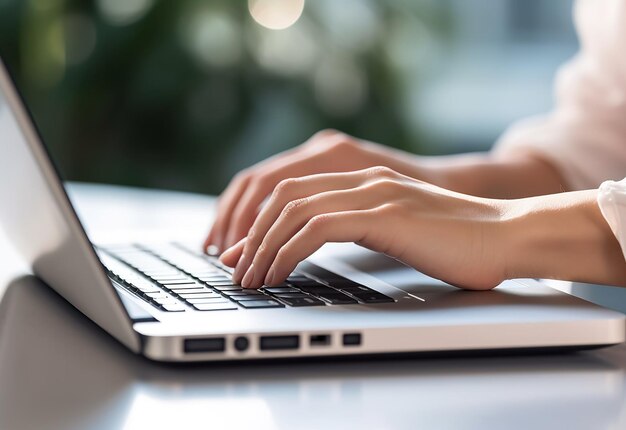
[366,166,395,177]
[378,202,405,217]
[282,198,308,219]
[256,243,269,259]
[363,178,400,194]
[330,136,358,152]
[312,128,341,140]
[273,178,298,197]
[306,214,329,232]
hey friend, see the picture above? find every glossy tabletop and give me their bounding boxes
[1,183,626,430]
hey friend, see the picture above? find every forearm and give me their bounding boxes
[417,152,568,199]
[502,190,626,287]
[362,142,568,199]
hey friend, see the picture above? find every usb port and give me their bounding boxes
[260,335,300,351]
[343,333,361,346]
[310,334,331,346]
[184,337,225,353]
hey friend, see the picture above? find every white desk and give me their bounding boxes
[2,183,626,430]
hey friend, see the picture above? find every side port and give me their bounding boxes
[310,334,331,347]
[342,333,362,347]
[184,337,226,353]
[259,335,300,351]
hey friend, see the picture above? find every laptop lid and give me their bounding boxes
[0,58,140,352]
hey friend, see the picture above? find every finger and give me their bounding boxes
[234,167,402,283]
[232,171,368,283]
[264,210,379,286]
[240,184,388,288]
[204,172,252,252]
[219,237,246,268]
[223,149,342,249]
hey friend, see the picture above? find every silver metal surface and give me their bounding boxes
[2,273,626,430]
[0,60,139,352]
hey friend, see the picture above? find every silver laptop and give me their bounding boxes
[0,58,624,362]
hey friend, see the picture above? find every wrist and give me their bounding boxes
[502,190,626,285]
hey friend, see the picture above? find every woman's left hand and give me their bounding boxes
[219,166,509,291]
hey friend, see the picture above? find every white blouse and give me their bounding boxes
[494,0,626,261]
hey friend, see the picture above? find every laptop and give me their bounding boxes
[0,58,624,362]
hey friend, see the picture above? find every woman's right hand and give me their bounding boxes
[204,130,424,253]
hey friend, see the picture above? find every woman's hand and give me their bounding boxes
[219,166,509,291]
[204,130,426,253]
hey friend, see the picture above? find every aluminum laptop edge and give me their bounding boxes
[0,58,623,362]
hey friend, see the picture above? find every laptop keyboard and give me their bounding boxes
[97,243,394,313]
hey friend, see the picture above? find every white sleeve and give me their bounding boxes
[493,0,626,191]
[598,178,626,261]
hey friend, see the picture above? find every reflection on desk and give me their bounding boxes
[1,275,625,430]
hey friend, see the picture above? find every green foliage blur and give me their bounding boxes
[0,0,448,194]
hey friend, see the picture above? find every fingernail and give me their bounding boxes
[264,267,275,286]
[241,264,254,289]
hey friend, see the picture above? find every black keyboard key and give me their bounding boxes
[161,283,204,290]
[296,284,337,295]
[238,300,284,309]
[178,292,221,299]
[223,290,265,297]
[229,295,270,303]
[277,296,325,307]
[316,292,357,305]
[186,297,230,304]
[334,284,376,294]
[155,279,197,285]
[168,288,208,295]
[271,292,310,299]
[350,291,395,303]
[193,302,238,311]
[263,286,299,294]
[205,280,240,286]
[211,285,244,291]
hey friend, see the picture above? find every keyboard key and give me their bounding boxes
[154,296,180,305]
[197,274,231,280]
[350,291,394,303]
[263,286,299,294]
[159,279,199,285]
[205,280,240,286]
[238,300,284,309]
[168,287,207,294]
[211,285,243,291]
[231,295,270,301]
[289,279,323,288]
[161,303,187,312]
[193,302,238,311]
[295,284,337,295]
[161,283,204,290]
[276,296,325,307]
[178,292,221,299]
[151,276,193,283]
[316,292,357,305]
[286,275,310,282]
[223,290,264,297]
[271,292,310,299]
[186,297,230,304]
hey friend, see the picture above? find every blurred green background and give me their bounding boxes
[0,0,577,194]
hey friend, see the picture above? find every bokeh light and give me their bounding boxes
[248,0,305,30]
